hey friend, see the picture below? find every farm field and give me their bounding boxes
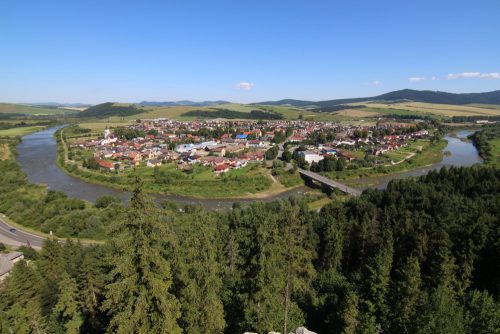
[355,102,500,117]
[0,103,74,115]
[0,125,46,136]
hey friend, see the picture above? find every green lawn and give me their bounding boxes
[322,139,446,181]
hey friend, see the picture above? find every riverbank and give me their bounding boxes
[321,139,448,184]
[467,124,500,166]
[56,127,308,199]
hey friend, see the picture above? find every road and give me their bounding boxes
[0,216,45,249]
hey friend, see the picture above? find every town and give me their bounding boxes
[66,117,432,176]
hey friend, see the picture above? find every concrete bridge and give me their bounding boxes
[298,169,363,196]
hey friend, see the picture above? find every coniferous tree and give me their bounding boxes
[102,179,181,333]
[0,260,47,333]
[175,213,226,334]
[55,271,83,334]
[78,250,106,331]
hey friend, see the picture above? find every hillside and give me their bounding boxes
[256,89,500,109]
[76,102,144,118]
[138,100,231,107]
[0,103,75,116]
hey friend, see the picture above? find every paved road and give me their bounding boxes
[298,169,363,196]
[0,216,45,249]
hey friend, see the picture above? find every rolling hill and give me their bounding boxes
[256,89,500,109]
[138,100,231,107]
[0,103,76,116]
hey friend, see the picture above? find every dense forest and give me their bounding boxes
[1,164,499,333]
[76,103,144,118]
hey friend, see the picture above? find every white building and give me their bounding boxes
[298,150,324,164]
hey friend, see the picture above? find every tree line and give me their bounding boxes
[0,165,499,333]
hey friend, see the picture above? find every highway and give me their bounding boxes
[0,216,46,249]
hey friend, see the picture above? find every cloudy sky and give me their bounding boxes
[1,0,499,104]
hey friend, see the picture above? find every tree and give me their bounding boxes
[0,260,47,333]
[175,213,226,333]
[55,272,83,334]
[282,149,292,162]
[102,178,181,333]
[463,289,500,334]
[78,251,106,331]
[388,255,422,334]
[416,285,465,334]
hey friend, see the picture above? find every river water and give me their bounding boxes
[16,126,309,210]
[346,130,483,189]
[16,127,482,209]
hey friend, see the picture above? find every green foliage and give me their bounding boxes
[0,165,499,333]
[469,123,500,165]
[95,195,121,208]
[102,179,181,333]
[77,102,143,118]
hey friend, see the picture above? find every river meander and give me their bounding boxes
[16,127,482,210]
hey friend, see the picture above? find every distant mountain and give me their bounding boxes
[138,100,230,107]
[255,89,500,109]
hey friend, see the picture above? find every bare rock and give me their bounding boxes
[295,327,317,334]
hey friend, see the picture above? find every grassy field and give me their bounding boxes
[323,139,447,182]
[64,161,282,198]
[0,103,74,115]
[76,103,348,122]
[355,102,500,117]
[487,138,500,166]
[0,126,46,136]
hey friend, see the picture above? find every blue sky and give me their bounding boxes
[1,0,499,104]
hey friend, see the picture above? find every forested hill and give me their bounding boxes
[256,89,500,107]
[0,164,499,333]
[76,102,144,118]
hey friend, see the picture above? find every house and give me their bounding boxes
[210,147,226,157]
[298,151,324,164]
[248,140,264,148]
[214,163,230,174]
[146,159,163,167]
[0,251,24,281]
[96,159,115,170]
[289,135,305,142]
[337,150,356,161]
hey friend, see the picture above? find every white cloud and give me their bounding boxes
[235,82,255,90]
[408,76,425,82]
[447,72,500,79]
[431,76,439,81]
[364,80,382,86]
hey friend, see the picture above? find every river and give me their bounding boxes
[16,126,310,210]
[346,130,483,189]
[16,127,482,210]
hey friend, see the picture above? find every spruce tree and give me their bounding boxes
[176,212,226,334]
[55,271,83,334]
[102,178,181,333]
